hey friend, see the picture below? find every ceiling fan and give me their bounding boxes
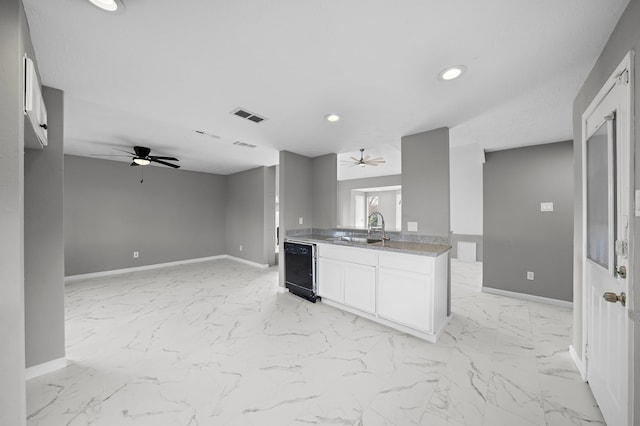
[93,146,181,169]
[343,148,386,167]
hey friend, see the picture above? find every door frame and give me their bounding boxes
[580,50,634,423]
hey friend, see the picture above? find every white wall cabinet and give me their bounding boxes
[316,242,449,342]
[24,56,48,149]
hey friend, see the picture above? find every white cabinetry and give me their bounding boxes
[378,251,448,335]
[378,268,432,332]
[317,244,376,314]
[316,242,449,342]
[317,257,344,302]
[24,56,48,149]
[343,263,376,314]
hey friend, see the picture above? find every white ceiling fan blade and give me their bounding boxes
[365,159,386,165]
[349,156,360,162]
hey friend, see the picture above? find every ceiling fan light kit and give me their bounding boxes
[343,148,386,168]
[92,145,180,170]
[133,158,150,166]
[87,0,118,12]
[129,146,180,168]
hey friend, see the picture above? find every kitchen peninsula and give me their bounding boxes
[286,231,450,343]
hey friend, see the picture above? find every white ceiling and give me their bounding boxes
[23,0,629,175]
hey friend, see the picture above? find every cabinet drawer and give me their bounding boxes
[378,251,434,275]
[319,244,377,266]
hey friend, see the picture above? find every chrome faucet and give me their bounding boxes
[367,212,390,241]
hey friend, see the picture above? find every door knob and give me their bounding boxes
[603,292,626,307]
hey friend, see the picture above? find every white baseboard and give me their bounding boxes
[569,345,587,381]
[432,314,453,341]
[26,357,66,380]
[225,255,269,269]
[65,255,268,282]
[482,286,573,308]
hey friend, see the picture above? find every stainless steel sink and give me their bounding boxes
[340,236,382,244]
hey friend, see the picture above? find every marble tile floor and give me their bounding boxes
[26,259,604,425]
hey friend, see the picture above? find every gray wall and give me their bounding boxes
[571,0,640,418]
[337,175,402,227]
[64,155,227,276]
[24,87,65,368]
[278,151,313,286]
[483,141,573,301]
[0,0,34,423]
[312,154,337,229]
[401,128,450,237]
[225,166,275,265]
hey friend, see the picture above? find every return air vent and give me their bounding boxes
[230,107,268,124]
[233,141,257,149]
[233,109,252,119]
[247,115,264,123]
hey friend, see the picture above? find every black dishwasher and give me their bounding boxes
[284,241,318,302]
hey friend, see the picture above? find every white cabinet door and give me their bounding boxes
[378,268,433,333]
[318,257,344,302]
[343,263,376,314]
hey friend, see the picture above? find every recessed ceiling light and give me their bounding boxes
[87,0,118,12]
[325,113,340,122]
[438,65,466,81]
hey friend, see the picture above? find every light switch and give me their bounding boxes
[407,222,418,232]
[540,202,553,212]
[298,217,304,225]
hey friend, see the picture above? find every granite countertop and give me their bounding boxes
[286,234,451,257]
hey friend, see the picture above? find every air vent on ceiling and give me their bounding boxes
[194,130,221,139]
[233,141,257,149]
[230,107,268,124]
[247,115,264,123]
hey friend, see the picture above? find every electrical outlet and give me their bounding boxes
[239,245,243,252]
[299,217,304,225]
[133,251,139,258]
[540,202,554,212]
[407,222,418,232]
[526,271,534,280]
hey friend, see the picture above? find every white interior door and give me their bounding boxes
[583,53,632,426]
